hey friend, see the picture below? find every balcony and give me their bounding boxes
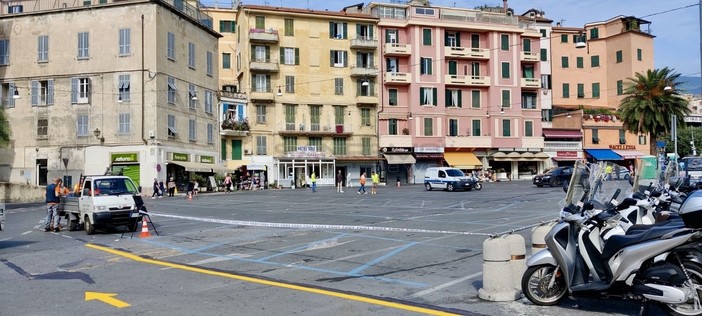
[249,88,274,102]
[444,46,489,59]
[379,135,412,148]
[521,78,541,89]
[278,123,353,136]
[522,137,544,148]
[384,43,411,56]
[250,58,279,72]
[356,94,378,105]
[445,136,492,148]
[445,75,490,87]
[220,118,250,137]
[351,36,378,49]
[350,66,379,77]
[249,28,279,43]
[544,141,582,150]
[383,72,411,85]
[520,51,539,63]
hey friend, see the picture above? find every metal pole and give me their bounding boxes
[673,114,679,174]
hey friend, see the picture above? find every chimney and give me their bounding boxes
[556,22,561,27]
[503,0,508,14]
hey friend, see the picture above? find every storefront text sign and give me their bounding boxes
[556,151,578,157]
[172,152,189,162]
[296,146,317,152]
[609,145,636,150]
[286,151,327,158]
[414,147,444,153]
[381,147,413,153]
[200,156,214,163]
[111,152,139,163]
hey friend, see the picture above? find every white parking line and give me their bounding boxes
[409,271,483,298]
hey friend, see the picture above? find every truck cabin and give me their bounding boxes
[80,178,139,197]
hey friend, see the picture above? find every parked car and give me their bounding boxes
[533,167,573,187]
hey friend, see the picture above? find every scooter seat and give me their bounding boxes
[601,226,681,260]
[626,218,684,235]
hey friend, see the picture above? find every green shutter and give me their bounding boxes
[343,51,347,67]
[356,24,361,39]
[503,119,510,136]
[471,34,479,48]
[472,90,480,108]
[419,87,424,103]
[501,62,510,78]
[280,47,284,63]
[617,80,624,95]
[457,90,462,107]
[219,21,225,32]
[560,34,568,43]
[369,26,374,38]
[330,51,334,66]
[448,61,457,75]
[385,30,390,43]
[501,34,509,50]
[637,48,642,61]
[231,21,236,32]
[577,83,584,98]
[342,23,348,39]
[432,88,437,106]
[232,140,242,160]
[428,58,432,75]
[540,48,547,61]
[576,57,583,68]
[295,48,300,65]
[329,22,334,38]
[265,46,270,60]
[616,50,622,63]
[522,38,531,52]
[502,90,509,107]
[221,139,227,160]
[445,89,451,107]
[423,29,431,45]
[444,31,449,46]
[592,83,600,98]
[561,56,569,68]
[591,55,600,67]
[563,83,570,98]
[455,32,460,46]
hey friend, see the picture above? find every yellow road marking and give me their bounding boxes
[85,291,131,308]
[86,244,460,316]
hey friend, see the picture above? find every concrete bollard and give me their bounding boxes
[530,222,554,256]
[505,233,526,291]
[478,236,520,301]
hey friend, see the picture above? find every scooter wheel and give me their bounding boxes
[521,264,567,306]
[474,183,482,190]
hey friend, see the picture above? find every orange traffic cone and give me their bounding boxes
[139,217,151,238]
[187,193,193,201]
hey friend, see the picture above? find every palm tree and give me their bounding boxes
[0,108,9,148]
[618,67,690,155]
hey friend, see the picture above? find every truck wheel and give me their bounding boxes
[425,183,432,191]
[84,216,95,235]
[67,215,78,231]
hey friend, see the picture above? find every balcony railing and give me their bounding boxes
[249,87,274,101]
[520,51,539,62]
[351,36,378,49]
[220,118,250,137]
[384,43,411,56]
[521,78,541,89]
[278,123,353,135]
[350,66,378,77]
[249,28,279,43]
[250,58,279,72]
[384,72,411,85]
[445,75,490,86]
[444,46,489,59]
[544,141,582,150]
[439,11,518,26]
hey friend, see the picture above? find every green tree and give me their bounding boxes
[618,67,690,155]
[662,126,702,157]
[0,108,9,147]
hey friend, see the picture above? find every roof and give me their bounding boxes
[240,5,377,20]
[543,129,582,139]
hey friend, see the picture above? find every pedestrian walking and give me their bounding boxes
[224,174,232,192]
[44,178,63,232]
[152,178,160,199]
[371,171,379,195]
[310,171,317,193]
[605,164,613,181]
[193,181,199,198]
[158,181,165,198]
[336,170,344,193]
[167,177,176,197]
[357,172,367,194]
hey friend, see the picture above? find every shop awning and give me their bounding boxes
[209,164,232,173]
[542,129,582,138]
[383,154,416,165]
[444,152,482,169]
[612,150,646,159]
[585,149,622,161]
[247,164,267,171]
[167,161,215,172]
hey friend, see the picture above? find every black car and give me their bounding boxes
[533,167,572,187]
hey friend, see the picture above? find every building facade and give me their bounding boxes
[0,0,222,194]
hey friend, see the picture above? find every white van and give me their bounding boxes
[424,167,477,192]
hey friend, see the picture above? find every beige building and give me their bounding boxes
[551,16,654,161]
[234,5,380,187]
[0,0,222,193]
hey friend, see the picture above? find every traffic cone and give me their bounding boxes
[139,217,151,238]
[187,193,193,201]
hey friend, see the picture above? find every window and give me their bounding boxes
[285,104,296,130]
[186,42,196,66]
[445,89,461,107]
[577,83,584,98]
[447,60,457,75]
[167,76,176,104]
[592,129,599,144]
[420,57,432,75]
[330,50,347,67]
[361,108,371,126]
[560,34,568,43]
[562,83,570,98]
[500,34,509,50]
[77,32,89,59]
[204,90,213,113]
[30,79,54,106]
[1,82,16,108]
[542,109,553,122]
[471,33,480,48]
[119,28,130,56]
[285,76,295,93]
[255,16,265,29]
[576,57,583,68]
[167,114,176,137]
[423,117,433,136]
[362,137,371,155]
[222,53,231,69]
[521,93,537,109]
[77,114,89,136]
[591,55,600,67]
[445,32,458,47]
[253,45,269,62]
[448,119,458,136]
[71,78,90,104]
[540,48,547,61]
[357,79,374,96]
[118,74,130,102]
[590,27,599,39]
[385,29,398,43]
[38,35,48,62]
[118,113,130,134]
[37,118,48,138]
[334,106,345,125]
[388,119,398,135]
[357,24,374,40]
[522,38,531,52]
[207,123,213,144]
[472,120,481,137]
[256,136,267,155]
[253,74,270,92]
[219,20,236,33]
[501,62,510,78]
[282,47,299,65]
[420,87,437,106]
[388,89,397,105]
[415,7,435,15]
[310,105,321,131]
[619,129,626,144]
[422,29,432,45]
[306,137,321,151]
[637,48,642,61]
[539,29,546,37]
[617,80,624,95]
[329,22,347,39]
[333,138,346,155]
[639,134,647,145]
[501,90,510,107]
[471,90,480,108]
[616,50,623,63]
[502,119,511,137]
[221,141,226,161]
[188,84,197,109]
[592,82,600,98]
[206,51,213,76]
[188,119,196,142]
[335,78,344,95]
[525,121,533,137]
[284,18,294,36]
[561,56,569,68]
[541,74,552,89]
[283,136,297,153]
[167,32,175,60]
[256,105,266,123]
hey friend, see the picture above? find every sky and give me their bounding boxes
[226,0,701,78]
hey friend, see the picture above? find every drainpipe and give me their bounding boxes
[141,14,147,145]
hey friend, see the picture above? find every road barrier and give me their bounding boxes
[505,233,526,291]
[530,221,556,255]
[477,236,520,301]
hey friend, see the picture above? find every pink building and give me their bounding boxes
[351,1,547,182]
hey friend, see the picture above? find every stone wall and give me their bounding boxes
[0,183,45,203]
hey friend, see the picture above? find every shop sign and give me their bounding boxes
[415,153,444,159]
[609,145,636,150]
[556,151,578,157]
[684,116,702,123]
[286,151,327,158]
[172,152,189,161]
[200,156,214,163]
[380,147,413,154]
[414,147,444,153]
[296,146,317,152]
[111,152,138,163]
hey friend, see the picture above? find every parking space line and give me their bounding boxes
[348,242,417,275]
[254,233,348,262]
[410,271,483,298]
[86,243,466,316]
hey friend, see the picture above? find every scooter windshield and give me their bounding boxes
[587,161,634,209]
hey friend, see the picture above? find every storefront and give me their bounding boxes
[490,150,549,180]
[166,152,218,191]
[551,151,582,167]
[110,152,141,187]
[381,147,415,185]
[443,152,482,171]
[276,147,335,188]
[413,147,443,184]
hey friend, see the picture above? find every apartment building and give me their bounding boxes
[235,5,380,187]
[354,1,546,182]
[0,0,222,192]
[550,16,654,164]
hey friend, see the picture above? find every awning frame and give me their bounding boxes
[383,154,416,165]
[167,161,215,173]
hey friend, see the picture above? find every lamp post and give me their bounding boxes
[664,85,678,174]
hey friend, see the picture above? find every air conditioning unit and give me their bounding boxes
[244,149,250,154]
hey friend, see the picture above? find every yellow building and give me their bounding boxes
[235,5,380,187]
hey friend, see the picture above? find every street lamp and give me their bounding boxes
[664,85,678,174]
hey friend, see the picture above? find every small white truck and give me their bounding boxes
[60,175,144,234]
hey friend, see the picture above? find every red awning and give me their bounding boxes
[552,156,582,161]
[542,129,582,139]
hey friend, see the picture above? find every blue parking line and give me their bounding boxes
[348,242,418,275]
[254,233,348,262]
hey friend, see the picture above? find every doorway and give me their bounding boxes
[36,159,47,185]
